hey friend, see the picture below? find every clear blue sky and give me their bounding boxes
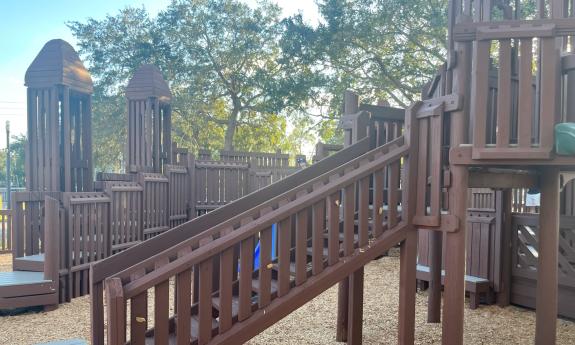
[0,0,318,148]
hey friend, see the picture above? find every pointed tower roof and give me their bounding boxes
[25,39,93,93]
[126,64,172,102]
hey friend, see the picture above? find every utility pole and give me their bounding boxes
[6,121,10,209]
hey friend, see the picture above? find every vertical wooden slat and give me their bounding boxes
[295,209,308,286]
[518,39,534,148]
[198,257,213,344]
[539,37,559,150]
[416,119,429,217]
[277,216,292,297]
[473,40,491,149]
[130,271,147,345]
[497,39,512,148]
[259,226,272,307]
[373,169,384,237]
[328,192,340,265]
[239,236,254,321]
[176,263,191,345]
[388,161,400,229]
[154,260,170,345]
[358,177,369,247]
[343,184,355,256]
[218,229,233,332]
[312,199,326,275]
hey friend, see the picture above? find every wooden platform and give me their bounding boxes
[0,271,56,309]
[13,253,45,272]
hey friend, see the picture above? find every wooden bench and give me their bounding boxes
[416,264,491,309]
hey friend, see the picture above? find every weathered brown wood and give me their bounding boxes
[278,217,292,297]
[105,278,125,345]
[312,200,326,275]
[239,236,254,321]
[295,209,308,286]
[535,167,560,344]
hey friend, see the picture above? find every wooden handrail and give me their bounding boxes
[90,137,372,345]
[111,136,407,285]
[103,134,411,345]
[116,140,409,297]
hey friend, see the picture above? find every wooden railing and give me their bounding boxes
[90,138,372,345]
[0,209,12,254]
[102,136,411,345]
[454,19,575,160]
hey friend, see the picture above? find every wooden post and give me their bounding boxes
[336,90,360,342]
[398,230,418,345]
[427,230,442,323]
[497,189,512,307]
[442,17,471,345]
[535,167,560,345]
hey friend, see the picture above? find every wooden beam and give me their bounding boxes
[469,171,539,188]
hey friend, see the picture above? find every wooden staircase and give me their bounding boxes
[98,135,418,345]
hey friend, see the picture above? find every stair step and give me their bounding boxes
[322,232,360,242]
[144,315,218,345]
[212,295,240,317]
[13,254,44,272]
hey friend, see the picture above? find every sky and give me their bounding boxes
[0,0,319,149]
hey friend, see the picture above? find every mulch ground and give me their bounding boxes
[1,250,574,345]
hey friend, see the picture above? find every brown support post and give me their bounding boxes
[398,230,418,345]
[442,18,471,345]
[497,189,512,307]
[337,90,360,342]
[535,167,560,345]
[427,230,442,323]
[347,267,364,345]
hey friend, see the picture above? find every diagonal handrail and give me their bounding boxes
[111,136,406,286]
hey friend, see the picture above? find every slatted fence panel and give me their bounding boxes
[139,173,169,239]
[63,192,111,299]
[194,160,249,217]
[0,210,12,254]
[104,181,143,252]
[166,164,190,227]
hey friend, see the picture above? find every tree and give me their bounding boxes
[68,0,324,170]
[0,135,26,188]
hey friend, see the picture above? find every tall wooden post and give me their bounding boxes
[5,121,10,208]
[125,64,172,174]
[535,167,560,344]
[442,8,471,344]
[24,39,93,192]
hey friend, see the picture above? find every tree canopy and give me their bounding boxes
[66,0,448,173]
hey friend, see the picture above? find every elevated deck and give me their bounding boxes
[13,253,45,272]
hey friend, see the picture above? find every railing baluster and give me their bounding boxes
[278,216,292,297]
[259,226,272,307]
[198,257,213,344]
[343,184,355,255]
[328,192,341,265]
[497,39,512,148]
[154,259,170,345]
[473,39,491,149]
[218,228,233,333]
[539,37,559,150]
[373,169,384,237]
[518,38,534,148]
[130,270,147,345]
[312,199,326,275]
[416,119,429,217]
[176,248,192,345]
[239,236,254,321]
[388,161,400,229]
[295,209,308,285]
[358,177,369,247]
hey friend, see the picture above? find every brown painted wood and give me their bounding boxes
[535,167,560,344]
[295,209,308,286]
[347,267,364,345]
[239,236,254,321]
[278,217,292,297]
[312,200,325,275]
[105,278,125,345]
[398,230,417,344]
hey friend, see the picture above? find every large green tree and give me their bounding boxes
[68,0,324,172]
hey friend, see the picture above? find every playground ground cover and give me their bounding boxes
[1,250,574,345]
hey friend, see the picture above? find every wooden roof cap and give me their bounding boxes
[125,64,172,102]
[25,39,93,93]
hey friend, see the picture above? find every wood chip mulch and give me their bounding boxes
[1,251,574,345]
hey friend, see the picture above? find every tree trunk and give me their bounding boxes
[224,107,239,151]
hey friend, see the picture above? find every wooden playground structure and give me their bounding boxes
[1,0,575,344]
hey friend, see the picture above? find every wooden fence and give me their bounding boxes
[0,210,12,254]
[7,149,303,302]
